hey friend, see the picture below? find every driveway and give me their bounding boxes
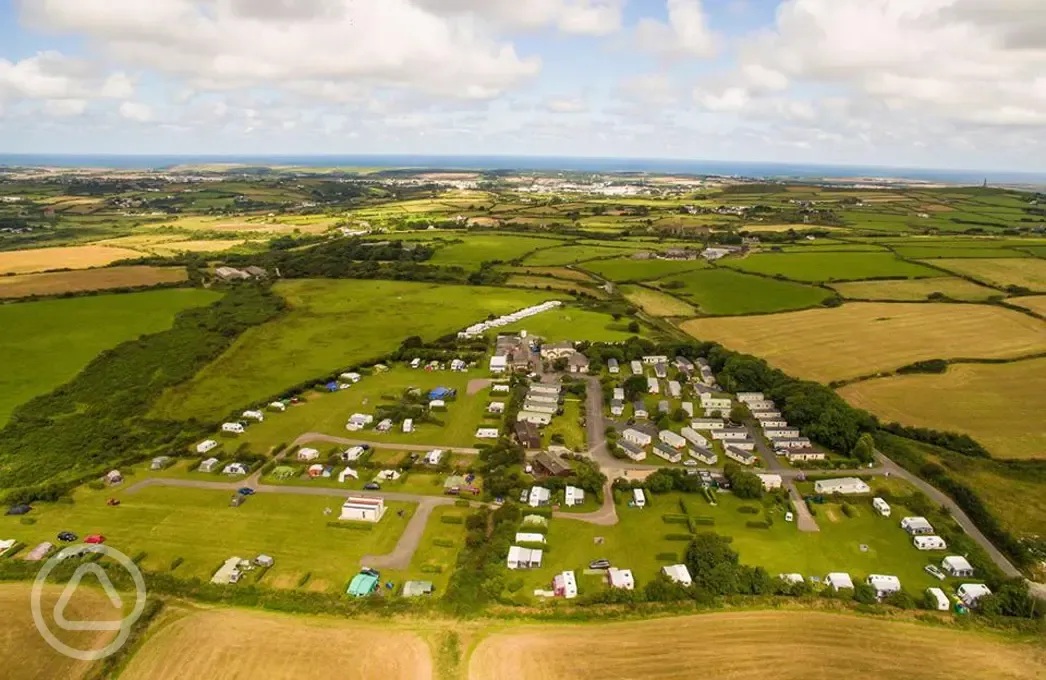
[785,481,819,533]
[554,481,618,526]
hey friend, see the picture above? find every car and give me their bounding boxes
[84,535,105,544]
[683,460,697,467]
[363,482,381,491]
[57,531,77,542]
[519,490,528,503]
[588,559,611,570]
[237,488,255,496]
[924,564,947,580]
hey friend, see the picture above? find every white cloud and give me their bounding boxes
[636,0,717,59]
[0,52,133,102]
[119,101,153,121]
[543,96,587,113]
[43,98,88,117]
[414,0,624,35]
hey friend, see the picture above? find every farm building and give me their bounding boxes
[507,546,543,569]
[690,418,724,430]
[926,587,950,611]
[757,474,782,491]
[633,488,646,508]
[338,467,358,483]
[297,448,320,462]
[662,564,692,586]
[630,360,643,375]
[223,463,248,476]
[680,427,708,448]
[957,583,992,607]
[515,532,545,544]
[221,422,245,434]
[942,556,975,578]
[528,486,551,507]
[403,581,435,598]
[659,430,687,449]
[725,446,756,466]
[476,428,500,439]
[196,439,218,454]
[347,571,380,597]
[339,496,386,523]
[623,428,653,447]
[607,358,620,374]
[825,572,854,591]
[867,574,902,599]
[532,451,572,477]
[198,457,220,473]
[901,517,935,535]
[873,498,891,517]
[565,486,584,507]
[607,568,635,590]
[618,440,647,461]
[554,571,578,599]
[211,557,244,585]
[814,478,871,495]
[689,447,717,465]
[653,442,682,463]
[242,410,264,422]
[914,535,948,551]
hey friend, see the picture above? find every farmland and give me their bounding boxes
[523,244,643,266]
[469,611,1046,680]
[830,277,1001,301]
[580,257,707,282]
[498,306,644,342]
[725,252,943,282]
[0,288,220,425]
[620,285,697,317]
[151,280,566,421]
[0,245,144,274]
[429,234,566,267]
[930,258,1046,291]
[681,302,1046,383]
[655,268,833,315]
[1011,295,1046,315]
[0,265,186,298]
[839,359,1046,460]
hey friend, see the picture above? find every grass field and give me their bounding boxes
[830,277,1001,301]
[724,252,942,282]
[929,258,1046,291]
[148,215,336,234]
[580,257,708,282]
[681,302,1046,382]
[121,607,432,680]
[505,275,600,296]
[893,246,1030,259]
[839,358,1046,459]
[429,235,566,267]
[523,245,642,266]
[0,245,144,274]
[469,611,1046,680]
[620,285,697,317]
[542,398,585,450]
[0,266,186,298]
[151,280,566,421]
[1010,295,1046,315]
[0,288,220,426]
[655,268,833,315]
[497,266,595,282]
[499,306,644,342]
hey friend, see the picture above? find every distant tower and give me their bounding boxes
[983,178,988,188]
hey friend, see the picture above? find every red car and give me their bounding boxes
[84,535,106,544]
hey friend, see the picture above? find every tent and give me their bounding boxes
[428,387,454,400]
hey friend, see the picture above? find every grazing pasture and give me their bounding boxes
[505,275,601,296]
[0,265,186,298]
[681,302,1046,383]
[840,358,1046,460]
[930,258,1046,291]
[0,288,220,426]
[829,277,1000,301]
[0,245,144,274]
[498,265,595,281]
[656,268,833,315]
[429,235,566,267]
[892,246,1029,259]
[499,306,643,342]
[151,280,565,421]
[523,244,642,266]
[580,257,708,282]
[469,611,1046,680]
[725,252,942,282]
[620,285,697,317]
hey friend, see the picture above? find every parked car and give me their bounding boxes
[683,460,697,467]
[924,564,946,580]
[84,535,105,544]
[519,490,528,503]
[588,559,611,570]
[364,482,381,491]
[237,488,255,496]
[57,531,77,542]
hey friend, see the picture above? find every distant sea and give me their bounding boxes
[2,154,1045,186]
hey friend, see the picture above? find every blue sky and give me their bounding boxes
[1,0,1044,171]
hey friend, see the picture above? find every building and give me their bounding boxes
[211,556,244,584]
[630,360,643,375]
[867,574,902,599]
[942,556,975,578]
[633,402,649,419]
[689,447,718,465]
[764,427,801,439]
[729,439,756,451]
[675,356,695,373]
[403,580,435,598]
[681,402,694,417]
[610,399,625,417]
[926,587,950,611]
[553,571,578,599]
[507,546,543,569]
[347,571,380,597]
[662,564,692,586]
[901,517,935,535]
[633,488,646,508]
[523,400,557,415]
[872,498,891,517]
[643,355,669,365]
[659,430,687,449]
[653,442,683,463]
[757,474,782,491]
[198,457,220,473]
[914,535,948,551]
[339,496,386,522]
[567,353,590,373]
[618,440,647,461]
[608,567,635,590]
[532,451,573,477]
[653,363,668,379]
[517,411,553,426]
[746,400,776,411]
[623,428,653,447]
[540,341,576,361]
[771,437,813,449]
[476,427,500,439]
[957,583,992,607]
[752,410,782,420]
[515,421,542,449]
[565,485,585,507]
[647,377,659,394]
[785,449,826,463]
[725,446,756,466]
[607,358,620,374]
[515,532,545,544]
[680,427,708,448]
[657,400,671,415]
[737,392,764,404]
[825,572,854,591]
[690,418,724,430]
[489,355,508,373]
[700,396,732,410]
[342,446,366,462]
[666,381,682,398]
[712,427,749,441]
[215,266,250,281]
[221,422,245,434]
[528,486,552,507]
[402,418,414,433]
[424,449,443,466]
[814,478,871,495]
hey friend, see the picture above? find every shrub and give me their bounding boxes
[87,480,105,491]
[19,517,36,525]
[693,516,715,526]
[131,551,147,564]
[454,499,470,507]
[432,539,455,548]
[326,522,373,531]
[738,506,760,515]
[661,514,688,524]
[678,498,690,516]
[506,577,524,593]
[441,515,464,525]
[745,521,770,529]
[655,552,678,561]
[169,557,184,572]
[420,564,444,574]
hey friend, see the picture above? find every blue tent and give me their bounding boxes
[428,387,453,400]
[326,381,339,392]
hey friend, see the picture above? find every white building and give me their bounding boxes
[630,360,643,375]
[197,439,218,454]
[726,446,756,466]
[901,516,935,535]
[771,437,813,449]
[242,410,265,422]
[764,427,800,439]
[515,532,545,544]
[659,430,687,449]
[667,380,682,398]
[867,574,902,599]
[689,447,718,465]
[402,418,414,433]
[690,418,724,430]
[489,355,508,373]
[957,583,992,607]
[339,496,386,522]
[942,556,975,578]
[491,384,510,394]
[528,486,551,507]
[680,427,708,448]
[507,546,543,569]
[633,488,646,508]
[517,411,553,426]
[700,396,732,410]
[643,355,668,365]
[662,564,692,586]
[476,428,500,439]
[712,427,749,441]
[872,497,892,517]
[565,485,584,507]
[786,449,826,463]
[814,478,871,495]
[914,535,948,551]
[926,587,950,611]
[736,392,764,404]
[424,449,443,466]
[757,474,782,491]
[647,377,659,394]
[825,572,855,591]
[608,567,635,590]
[297,447,320,461]
[607,358,620,374]
[622,428,653,447]
[554,571,578,599]
[221,422,245,434]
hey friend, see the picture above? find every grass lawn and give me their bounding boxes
[429,234,567,267]
[830,277,1001,301]
[0,483,415,594]
[681,302,1046,383]
[151,280,566,421]
[382,505,469,593]
[839,358,1046,460]
[654,268,833,315]
[927,258,1046,292]
[499,306,645,342]
[543,399,586,451]
[580,258,708,282]
[620,285,697,317]
[724,252,943,282]
[0,288,220,426]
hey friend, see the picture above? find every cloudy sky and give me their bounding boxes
[1,0,1045,171]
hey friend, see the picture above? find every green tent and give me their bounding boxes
[347,572,379,597]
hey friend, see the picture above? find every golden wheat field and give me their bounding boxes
[468,611,1046,680]
[830,277,1000,302]
[680,302,1046,383]
[0,266,186,298]
[839,358,1046,460]
[622,284,697,317]
[929,258,1046,291]
[0,246,144,275]
[1011,295,1046,316]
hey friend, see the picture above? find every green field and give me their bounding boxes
[725,252,943,282]
[891,246,1030,259]
[581,257,708,282]
[524,245,643,266]
[0,288,220,426]
[542,399,586,451]
[499,307,645,342]
[654,268,833,315]
[429,234,567,267]
[151,280,566,421]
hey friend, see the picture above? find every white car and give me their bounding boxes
[683,460,698,467]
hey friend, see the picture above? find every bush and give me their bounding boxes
[433,539,455,548]
[326,522,373,531]
[745,521,770,529]
[420,564,444,574]
[87,480,105,491]
[506,577,524,593]
[693,516,715,526]
[169,557,184,572]
[655,552,678,561]
[661,514,689,524]
[454,499,470,507]
[19,517,36,525]
[131,551,147,564]
[440,515,464,525]
[737,506,760,515]
[841,503,856,518]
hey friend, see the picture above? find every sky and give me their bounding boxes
[1,0,1045,171]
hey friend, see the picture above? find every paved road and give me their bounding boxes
[362,498,449,570]
[554,481,618,526]
[785,482,820,532]
[750,423,785,471]
[292,432,480,455]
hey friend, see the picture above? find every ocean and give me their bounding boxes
[1,153,1044,186]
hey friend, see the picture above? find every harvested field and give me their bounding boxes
[681,302,1046,383]
[506,275,602,296]
[580,257,707,282]
[743,223,847,232]
[621,285,696,317]
[0,245,143,274]
[149,216,336,234]
[147,239,254,255]
[122,608,432,680]
[830,277,1001,302]
[1011,295,1046,315]
[0,266,186,298]
[469,611,1046,680]
[724,251,941,282]
[840,358,1046,460]
[930,258,1046,291]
